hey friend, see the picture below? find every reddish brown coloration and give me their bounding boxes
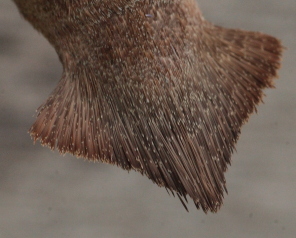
[13,0,282,212]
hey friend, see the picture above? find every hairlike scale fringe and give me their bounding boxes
[13,0,283,212]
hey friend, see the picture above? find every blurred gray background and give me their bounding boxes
[0,0,295,237]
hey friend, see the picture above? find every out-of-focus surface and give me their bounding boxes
[0,0,295,237]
